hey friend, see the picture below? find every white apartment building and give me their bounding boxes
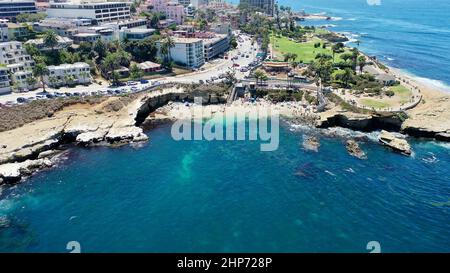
[45,62,92,87]
[0,66,10,94]
[157,37,204,68]
[46,1,131,23]
[203,34,229,61]
[0,41,35,92]
[0,19,8,42]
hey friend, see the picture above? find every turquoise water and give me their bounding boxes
[1,122,449,252]
[231,0,450,91]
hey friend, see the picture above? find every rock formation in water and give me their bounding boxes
[378,130,412,155]
[302,136,320,152]
[345,139,367,159]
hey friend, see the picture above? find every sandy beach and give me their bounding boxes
[153,98,318,121]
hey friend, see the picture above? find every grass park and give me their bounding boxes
[270,33,351,64]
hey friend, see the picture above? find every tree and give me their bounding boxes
[43,30,58,51]
[332,43,344,62]
[229,36,238,49]
[254,69,267,86]
[111,71,121,86]
[336,68,354,88]
[224,70,236,86]
[101,53,120,79]
[16,12,47,23]
[26,76,37,88]
[358,55,366,74]
[33,62,49,92]
[310,55,333,87]
[93,39,107,60]
[48,76,58,87]
[130,64,143,80]
[160,36,175,69]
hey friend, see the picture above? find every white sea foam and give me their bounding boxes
[393,68,450,93]
[413,76,450,93]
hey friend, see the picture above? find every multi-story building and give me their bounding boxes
[32,17,92,37]
[203,34,229,61]
[72,32,101,43]
[148,0,185,25]
[25,35,73,51]
[157,37,204,68]
[0,0,37,20]
[0,41,34,69]
[0,41,36,92]
[239,0,274,16]
[119,28,155,41]
[10,69,35,90]
[46,1,131,23]
[190,0,207,8]
[0,66,10,94]
[5,22,30,40]
[45,62,91,87]
[0,19,7,41]
[209,22,232,37]
[74,19,154,42]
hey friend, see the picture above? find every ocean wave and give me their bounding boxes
[395,69,450,93]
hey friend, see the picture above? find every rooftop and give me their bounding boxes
[47,62,89,70]
[138,61,161,69]
[172,37,202,44]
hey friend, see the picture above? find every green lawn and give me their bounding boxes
[389,85,411,103]
[271,34,349,64]
[314,28,331,35]
[360,99,392,109]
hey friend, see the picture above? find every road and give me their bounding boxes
[0,33,259,105]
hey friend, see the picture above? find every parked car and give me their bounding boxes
[127,81,138,86]
[140,79,149,84]
[16,97,27,103]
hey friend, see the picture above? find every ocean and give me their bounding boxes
[232,0,450,92]
[1,122,449,252]
[1,0,450,253]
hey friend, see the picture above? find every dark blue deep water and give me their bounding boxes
[1,123,449,252]
[232,0,450,91]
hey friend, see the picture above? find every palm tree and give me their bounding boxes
[358,55,366,74]
[331,43,342,63]
[340,68,354,88]
[33,62,49,92]
[43,30,58,51]
[254,70,266,86]
[160,36,175,69]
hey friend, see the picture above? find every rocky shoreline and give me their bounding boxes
[1,83,449,184]
[0,85,229,184]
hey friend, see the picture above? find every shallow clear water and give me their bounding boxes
[231,0,450,91]
[1,122,449,252]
